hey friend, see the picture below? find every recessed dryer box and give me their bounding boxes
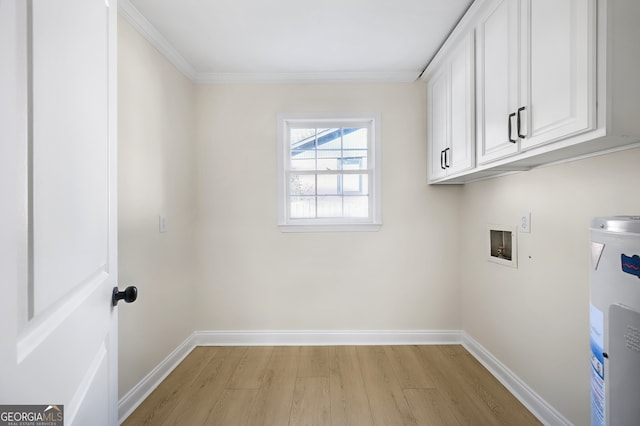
[488,224,517,268]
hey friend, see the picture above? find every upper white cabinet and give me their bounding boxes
[476,0,595,164]
[427,65,450,182]
[425,0,640,184]
[426,31,475,182]
[476,0,519,163]
[520,0,595,150]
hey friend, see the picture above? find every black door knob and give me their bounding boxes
[112,286,138,306]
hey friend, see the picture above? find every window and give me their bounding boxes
[277,113,381,232]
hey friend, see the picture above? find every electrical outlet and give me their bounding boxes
[520,212,531,233]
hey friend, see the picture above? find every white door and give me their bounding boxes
[0,0,119,425]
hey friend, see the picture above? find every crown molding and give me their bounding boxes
[118,0,197,81]
[193,71,420,85]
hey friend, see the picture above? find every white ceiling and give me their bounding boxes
[120,0,473,83]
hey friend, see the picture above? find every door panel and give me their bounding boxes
[32,0,109,316]
[449,32,475,174]
[427,67,448,181]
[520,0,595,149]
[477,0,519,164]
[0,0,118,425]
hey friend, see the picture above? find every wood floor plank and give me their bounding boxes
[227,346,274,389]
[328,346,374,426]
[289,377,331,426]
[356,346,418,426]
[384,345,436,389]
[404,388,463,426]
[298,346,330,378]
[204,389,258,425]
[122,346,219,426]
[246,346,300,426]
[161,346,247,425]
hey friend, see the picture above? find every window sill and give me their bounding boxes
[278,223,382,233]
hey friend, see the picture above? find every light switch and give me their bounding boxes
[520,212,531,233]
[159,215,168,233]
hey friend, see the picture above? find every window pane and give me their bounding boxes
[289,174,315,195]
[317,196,342,218]
[343,128,368,149]
[290,128,316,146]
[290,196,316,218]
[291,158,316,170]
[317,149,342,170]
[291,149,315,159]
[317,157,339,170]
[291,149,316,170]
[317,128,341,149]
[342,150,368,169]
[343,196,369,218]
[317,174,340,195]
[341,156,365,171]
[342,173,368,195]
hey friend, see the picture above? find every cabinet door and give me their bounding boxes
[448,32,475,174]
[477,0,520,164]
[427,66,449,181]
[518,0,595,150]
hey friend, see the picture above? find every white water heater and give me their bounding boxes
[590,216,640,426]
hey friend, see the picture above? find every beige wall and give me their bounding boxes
[460,147,640,425]
[117,17,196,397]
[117,17,640,424]
[193,83,463,331]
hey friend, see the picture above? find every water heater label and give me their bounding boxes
[590,304,605,426]
[621,254,640,278]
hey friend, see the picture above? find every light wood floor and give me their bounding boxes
[123,345,541,425]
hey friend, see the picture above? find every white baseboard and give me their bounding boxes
[462,332,571,426]
[192,329,462,346]
[117,334,196,424]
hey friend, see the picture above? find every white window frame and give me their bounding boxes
[277,112,382,232]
